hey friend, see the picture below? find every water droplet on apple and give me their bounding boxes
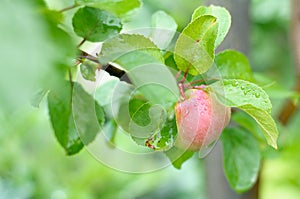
[184,110,189,115]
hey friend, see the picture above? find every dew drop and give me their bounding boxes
[184,110,189,115]
[200,111,205,116]
[255,93,260,98]
[232,81,239,87]
[241,85,246,90]
[243,90,250,95]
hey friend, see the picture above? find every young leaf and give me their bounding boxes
[231,111,265,143]
[72,6,122,42]
[126,63,180,105]
[102,119,118,147]
[222,127,261,192]
[239,105,278,149]
[211,80,278,149]
[211,79,272,113]
[192,5,231,47]
[165,147,194,169]
[31,89,48,108]
[129,102,166,141]
[150,11,178,49]
[47,82,84,155]
[100,34,179,106]
[130,102,152,127]
[100,34,164,66]
[131,115,178,151]
[94,79,133,120]
[155,118,178,150]
[174,15,218,76]
[72,83,105,145]
[80,59,99,81]
[215,50,254,81]
[76,0,141,19]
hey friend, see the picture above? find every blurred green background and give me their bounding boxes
[0,0,299,198]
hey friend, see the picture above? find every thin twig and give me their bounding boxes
[180,65,190,83]
[178,83,186,100]
[185,79,206,86]
[175,70,182,80]
[59,4,78,13]
[78,51,101,64]
[77,38,87,48]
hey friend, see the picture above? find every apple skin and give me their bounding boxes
[175,89,231,151]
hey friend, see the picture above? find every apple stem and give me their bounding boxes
[191,85,206,90]
[179,65,190,83]
[175,70,182,80]
[178,83,186,100]
[184,79,206,87]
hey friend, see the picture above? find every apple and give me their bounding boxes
[175,88,231,151]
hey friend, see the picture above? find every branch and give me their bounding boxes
[278,0,300,125]
[59,4,78,13]
[78,50,131,83]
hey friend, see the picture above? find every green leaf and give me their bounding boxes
[100,34,164,66]
[150,11,178,49]
[215,50,254,81]
[211,79,278,149]
[125,94,177,151]
[75,0,141,19]
[94,78,133,119]
[239,105,278,149]
[231,111,265,143]
[174,15,218,75]
[192,5,231,47]
[130,101,152,127]
[131,116,178,151]
[100,34,179,105]
[72,83,105,144]
[164,52,178,71]
[95,102,106,127]
[94,79,119,107]
[129,101,166,141]
[155,118,178,150]
[47,82,84,155]
[31,89,48,108]
[80,59,99,81]
[222,127,261,192]
[72,6,122,42]
[127,64,180,105]
[102,119,118,147]
[211,79,272,113]
[165,147,194,169]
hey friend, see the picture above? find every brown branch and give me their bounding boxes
[278,0,300,125]
[59,4,78,13]
[77,38,87,48]
[78,50,131,83]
